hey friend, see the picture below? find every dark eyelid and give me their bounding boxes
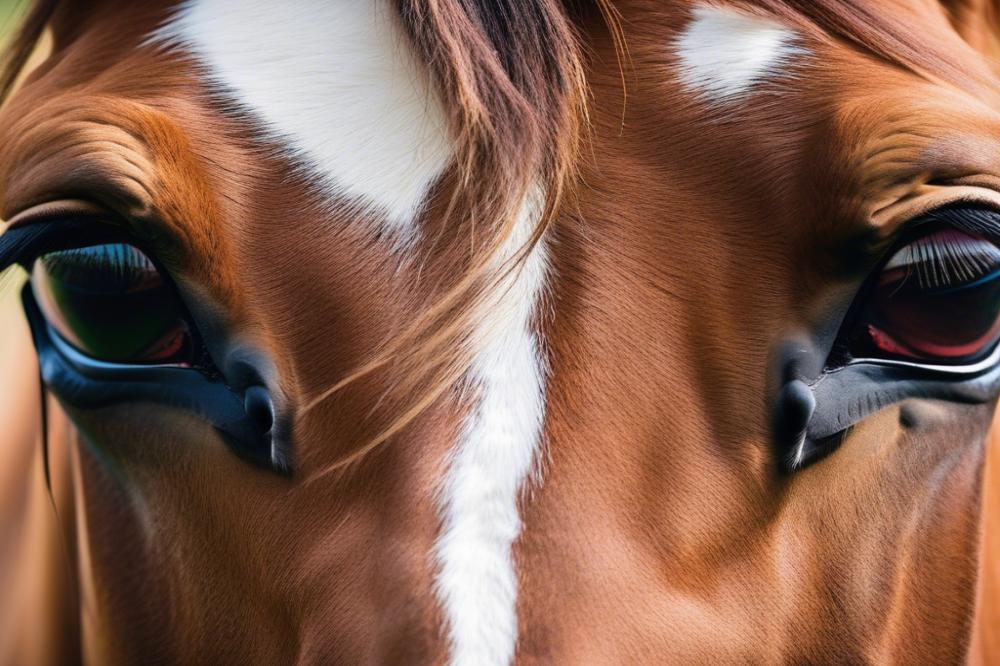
[832,203,1000,285]
[5,198,190,272]
[0,216,134,274]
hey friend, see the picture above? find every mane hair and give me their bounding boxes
[301,0,594,472]
[754,0,993,94]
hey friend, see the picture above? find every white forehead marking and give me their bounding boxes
[153,0,452,240]
[434,189,548,666]
[675,5,804,101]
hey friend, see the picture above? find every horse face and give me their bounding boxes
[1,0,998,663]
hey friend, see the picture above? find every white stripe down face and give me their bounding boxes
[157,2,550,665]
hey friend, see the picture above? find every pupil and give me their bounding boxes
[31,244,192,365]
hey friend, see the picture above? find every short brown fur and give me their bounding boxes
[0,0,998,663]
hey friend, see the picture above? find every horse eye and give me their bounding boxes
[846,228,1000,365]
[30,243,195,365]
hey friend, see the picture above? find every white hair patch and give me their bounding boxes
[433,188,549,666]
[675,5,805,102]
[152,0,452,241]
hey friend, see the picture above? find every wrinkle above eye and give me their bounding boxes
[0,98,232,279]
[870,185,1000,233]
[0,101,160,222]
[6,142,156,218]
[5,198,107,228]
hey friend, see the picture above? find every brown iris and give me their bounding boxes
[31,243,193,365]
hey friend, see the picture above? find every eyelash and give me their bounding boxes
[885,229,1000,289]
[40,244,158,290]
[869,206,1000,278]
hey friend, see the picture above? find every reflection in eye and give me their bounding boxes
[848,229,1000,365]
[31,243,194,365]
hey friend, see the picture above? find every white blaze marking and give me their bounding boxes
[434,190,549,666]
[153,0,452,240]
[675,5,804,101]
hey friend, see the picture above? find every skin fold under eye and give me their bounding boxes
[846,228,1000,365]
[31,243,194,365]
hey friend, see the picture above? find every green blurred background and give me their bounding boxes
[0,0,22,36]
[0,0,27,73]
[0,0,20,25]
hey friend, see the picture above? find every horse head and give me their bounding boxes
[0,0,998,662]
